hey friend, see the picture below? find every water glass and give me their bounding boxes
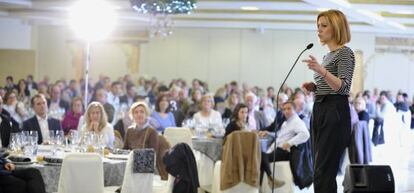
[9,132,23,152]
[195,127,207,139]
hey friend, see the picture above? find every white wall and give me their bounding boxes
[365,53,414,95]
[0,18,31,49]
[10,25,413,96]
[141,28,376,91]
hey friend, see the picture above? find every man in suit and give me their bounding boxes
[245,92,268,130]
[0,96,20,147]
[23,94,62,144]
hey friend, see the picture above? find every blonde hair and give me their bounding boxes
[317,9,351,45]
[199,93,214,109]
[85,102,108,132]
[354,97,366,112]
[129,101,151,120]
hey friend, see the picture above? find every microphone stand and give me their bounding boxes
[270,44,313,192]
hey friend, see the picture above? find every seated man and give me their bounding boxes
[0,156,46,193]
[23,94,62,144]
[259,101,310,179]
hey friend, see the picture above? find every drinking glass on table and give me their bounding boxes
[9,132,23,153]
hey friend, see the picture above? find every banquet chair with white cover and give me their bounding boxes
[216,131,261,193]
[164,127,214,192]
[260,161,294,193]
[163,127,193,148]
[153,174,174,193]
[121,149,155,193]
[57,153,104,193]
[212,161,259,193]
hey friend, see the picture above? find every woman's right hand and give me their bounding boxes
[90,122,99,132]
[302,82,316,92]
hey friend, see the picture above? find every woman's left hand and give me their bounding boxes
[303,55,325,75]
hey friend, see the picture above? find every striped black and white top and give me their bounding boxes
[314,46,355,96]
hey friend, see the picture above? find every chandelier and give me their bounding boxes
[130,0,197,37]
[130,0,197,15]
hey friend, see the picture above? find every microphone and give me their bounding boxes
[270,43,313,192]
[306,43,314,50]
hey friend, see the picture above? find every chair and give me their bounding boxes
[114,130,124,149]
[153,174,175,193]
[120,149,155,193]
[163,127,193,148]
[163,143,199,193]
[164,127,213,191]
[193,151,214,192]
[212,160,259,193]
[260,161,294,193]
[349,121,372,164]
[57,153,104,193]
[218,131,261,193]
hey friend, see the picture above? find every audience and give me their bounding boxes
[0,95,20,147]
[193,94,223,131]
[61,97,84,135]
[79,102,115,149]
[151,94,176,133]
[23,94,62,144]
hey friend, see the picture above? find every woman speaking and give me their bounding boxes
[302,9,355,193]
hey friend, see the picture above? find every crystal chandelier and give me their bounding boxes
[130,0,197,15]
[130,0,197,37]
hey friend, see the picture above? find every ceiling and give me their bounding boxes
[1,0,414,35]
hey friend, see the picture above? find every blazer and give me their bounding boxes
[253,111,268,130]
[22,115,62,144]
[0,112,20,147]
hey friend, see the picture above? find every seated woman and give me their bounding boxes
[150,94,176,133]
[354,97,370,123]
[222,91,240,120]
[62,97,84,135]
[123,101,169,179]
[193,94,223,132]
[79,102,115,149]
[224,103,284,189]
[3,90,28,125]
[185,88,202,119]
[0,157,46,193]
[16,79,30,106]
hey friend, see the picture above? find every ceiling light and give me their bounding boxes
[241,6,259,11]
[69,0,117,41]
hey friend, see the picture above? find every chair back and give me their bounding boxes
[58,153,104,193]
[121,149,155,193]
[163,127,193,148]
[220,131,260,191]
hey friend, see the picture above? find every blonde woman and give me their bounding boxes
[80,102,114,149]
[123,101,158,150]
[193,94,223,130]
[302,9,354,193]
[123,101,169,179]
